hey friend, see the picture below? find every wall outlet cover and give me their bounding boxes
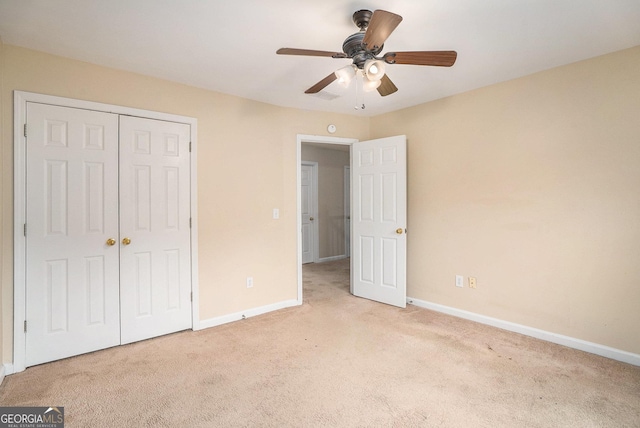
[469,277,477,289]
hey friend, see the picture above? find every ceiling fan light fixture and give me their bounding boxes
[335,65,357,88]
[364,59,386,81]
[362,78,382,92]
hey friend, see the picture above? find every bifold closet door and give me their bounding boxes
[25,103,121,366]
[25,104,193,366]
[118,116,192,344]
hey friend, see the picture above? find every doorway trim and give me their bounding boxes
[300,161,319,264]
[296,134,357,304]
[13,91,200,374]
[343,165,351,258]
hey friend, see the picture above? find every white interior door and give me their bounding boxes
[301,162,317,264]
[119,116,192,344]
[351,135,407,308]
[25,103,121,366]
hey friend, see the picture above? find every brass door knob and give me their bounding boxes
[122,237,132,245]
[310,217,314,221]
[106,238,116,246]
[396,228,403,235]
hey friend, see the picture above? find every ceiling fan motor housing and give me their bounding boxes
[345,10,384,68]
[343,32,382,68]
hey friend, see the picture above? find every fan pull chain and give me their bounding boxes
[354,71,366,110]
[354,72,360,110]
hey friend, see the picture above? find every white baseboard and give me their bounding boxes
[317,255,347,263]
[197,299,301,330]
[407,297,640,367]
[1,363,13,385]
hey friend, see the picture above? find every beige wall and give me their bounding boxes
[371,46,640,354]
[0,44,370,364]
[301,145,350,259]
[2,41,638,366]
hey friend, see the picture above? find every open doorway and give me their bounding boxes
[296,135,357,303]
[297,134,408,308]
[302,143,350,263]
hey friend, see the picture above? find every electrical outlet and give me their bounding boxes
[455,275,464,288]
[246,277,254,288]
[273,208,280,219]
[469,277,477,289]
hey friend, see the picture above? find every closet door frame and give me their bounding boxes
[13,91,200,373]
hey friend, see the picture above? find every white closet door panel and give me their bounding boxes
[25,103,120,366]
[119,116,192,344]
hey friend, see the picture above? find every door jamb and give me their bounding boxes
[296,134,357,305]
[343,166,351,259]
[301,161,319,264]
[12,91,200,373]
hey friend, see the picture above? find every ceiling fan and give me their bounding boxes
[277,9,457,97]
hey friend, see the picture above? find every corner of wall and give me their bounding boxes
[0,35,6,368]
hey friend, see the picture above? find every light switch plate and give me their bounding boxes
[455,275,464,288]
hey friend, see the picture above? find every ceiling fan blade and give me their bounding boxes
[384,51,457,67]
[362,10,403,51]
[277,48,347,58]
[377,74,398,97]
[305,73,338,94]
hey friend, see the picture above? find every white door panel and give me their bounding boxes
[25,103,120,366]
[352,136,407,308]
[119,116,192,344]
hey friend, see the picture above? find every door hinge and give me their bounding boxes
[189,218,192,228]
[24,123,27,138]
[24,320,27,333]
[190,292,193,302]
[189,141,192,152]
[24,223,27,237]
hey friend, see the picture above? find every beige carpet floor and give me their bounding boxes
[1,258,639,427]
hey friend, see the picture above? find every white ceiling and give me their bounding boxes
[1,0,639,117]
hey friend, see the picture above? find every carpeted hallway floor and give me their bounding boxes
[1,258,639,427]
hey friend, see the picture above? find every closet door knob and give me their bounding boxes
[122,237,132,245]
[106,238,116,246]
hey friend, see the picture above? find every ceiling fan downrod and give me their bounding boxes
[352,9,373,30]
